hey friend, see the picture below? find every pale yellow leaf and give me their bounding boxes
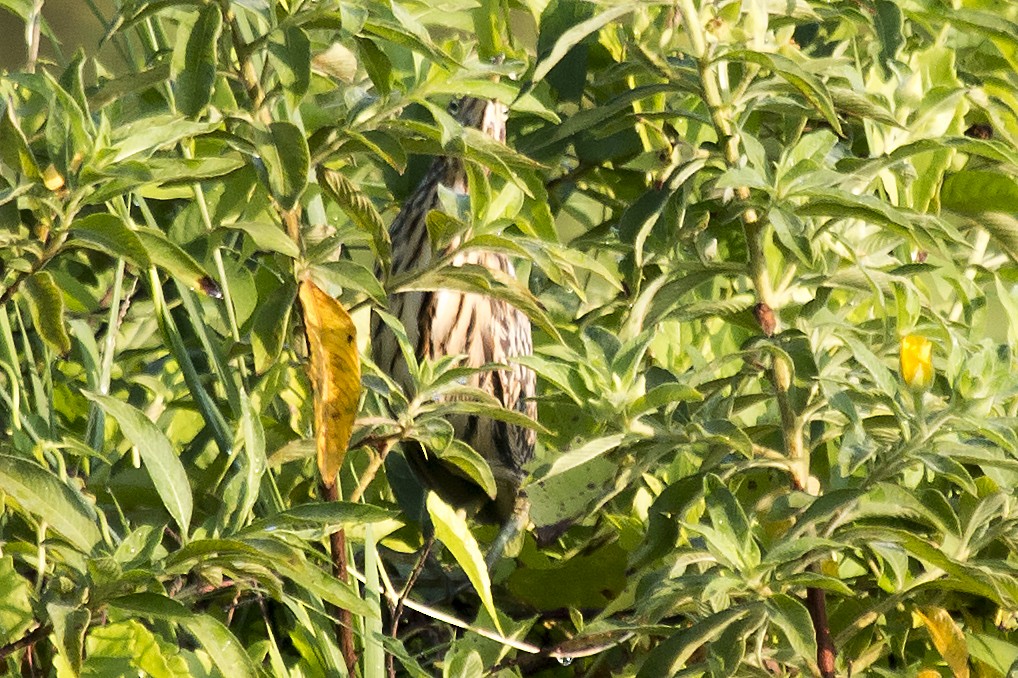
[426,492,503,635]
[299,280,360,488]
[915,607,970,678]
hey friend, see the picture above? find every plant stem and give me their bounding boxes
[679,3,830,674]
[0,623,51,661]
[323,481,359,676]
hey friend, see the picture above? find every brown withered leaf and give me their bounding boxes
[299,280,360,488]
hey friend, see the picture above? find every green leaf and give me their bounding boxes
[356,36,393,95]
[630,383,703,416]
[109,115,220,163]
[0,556,34,645]
[270,546,374,617]
[319,167,390,263]
[222,220,299,258]
[103,156,245,187]
[49,603,90,674]
[721,50,842,135]
[134,228,221,297]
[362,17,454,71]
[241,502,395,538]
[69,213,151,268]
[0,454,101,552]
[84,393,193,538]
[842,335,898,396]
[966,632,1018,674]
[435,439,497,500]
[874,0,904,66]
[427,492,501,634]
[250,283,295,374]
[975,212,1018,263]
[22,270,71,354]
[312,260,387,305]
[766,594,818,672]
[258,122,309,210]
[267,25,311,99]
[108,594,258,678]
[537,434,625,480]
[532,5,635,84]
[0,100,40,178]
[942,170,1018,214]
[172,4,222,117]
[233,390,266,530]
[699,475,759,571]
[637,607,754,678]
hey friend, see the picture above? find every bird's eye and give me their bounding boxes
[448,99,461,115]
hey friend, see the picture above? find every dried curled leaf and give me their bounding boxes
[299,280,360,488]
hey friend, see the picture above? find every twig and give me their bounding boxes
[387,535,434,678]
[807,587,835,677]
[350,439,394,504]
[322,481,359,676]
[676,2,833,674]
[25,0,43,73]
[358,560,542,655]
[0,623,51,661]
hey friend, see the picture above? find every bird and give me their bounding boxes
[370,96,537,557]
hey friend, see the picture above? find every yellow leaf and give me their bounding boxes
[299,280,360,488]
[915,607,969,678]
[900,334,934,391]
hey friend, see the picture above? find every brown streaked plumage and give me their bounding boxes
[371,96,537,522]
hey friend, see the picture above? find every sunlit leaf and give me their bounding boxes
[298,280,360,488]
[84,393,193,538]
[426,493,501,632]
[0,454,101,552]
[915,607,969,678]
[172,4,222,117]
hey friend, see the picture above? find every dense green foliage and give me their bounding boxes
[4,0,1018,675]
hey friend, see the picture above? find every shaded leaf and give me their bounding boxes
[533,6,634,83]
[23,270,71,354]
[259,122,309,210]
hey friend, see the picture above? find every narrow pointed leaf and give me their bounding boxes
[84,393,193,537]
[427,492,502,634]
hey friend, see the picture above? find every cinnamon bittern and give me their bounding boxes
[370,97,537,560]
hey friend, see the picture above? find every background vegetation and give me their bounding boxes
[3,0,1018,675]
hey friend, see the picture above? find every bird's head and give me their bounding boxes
[448,97,508,143]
